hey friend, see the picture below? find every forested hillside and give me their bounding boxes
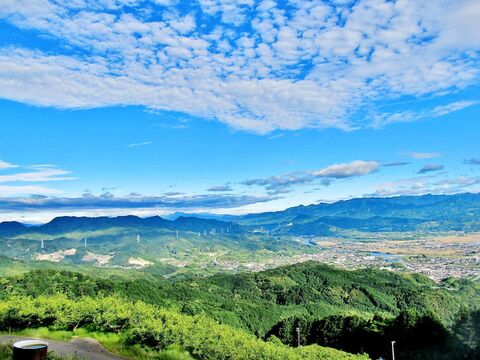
[1,262,478,359]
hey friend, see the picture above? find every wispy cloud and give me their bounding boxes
[207,185,233,192]
[0,185,62,196]
[0,1,478,132]
[127,141,153,148]
[0,160,18,170]
[372,176,480,197]
[267,134,284,140]
[0,160,74,196]
[382,161,411,167]
[406,152,442,160]
[0,166,74,183]
[163,191,184,196]
[464,158,480,165]
[417,163,445,174]
[372,100,479,128]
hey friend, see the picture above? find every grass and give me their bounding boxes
[0,328,194,360]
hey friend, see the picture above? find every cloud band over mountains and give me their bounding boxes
[0,193,274,211]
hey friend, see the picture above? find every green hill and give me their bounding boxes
[1,262,478,359]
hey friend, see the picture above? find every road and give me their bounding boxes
[0,336,128,360]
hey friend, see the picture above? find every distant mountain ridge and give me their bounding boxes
[0,193,479,237]
[0,221,29,236]
[235,192,480,234]
[0,215,242,236]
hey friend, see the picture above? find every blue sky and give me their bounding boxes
[0,0,479,222]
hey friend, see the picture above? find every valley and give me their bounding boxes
[0,194,479,359]
[2,225,479,282]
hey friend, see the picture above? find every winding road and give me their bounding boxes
[0,336,128,360]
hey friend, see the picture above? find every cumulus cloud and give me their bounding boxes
[0,0,478,132]
[417,163,445,174]
[312,160,379,178]
[242,160,379,193]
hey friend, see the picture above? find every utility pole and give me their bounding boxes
[391,341,396,360]
[296,327,301,347]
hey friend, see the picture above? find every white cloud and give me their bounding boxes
[0,0,478,133]
[313,160,379,178]
[0,160,18,170]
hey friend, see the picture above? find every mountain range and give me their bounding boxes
[237,192,480,234]
[1,193,479,237]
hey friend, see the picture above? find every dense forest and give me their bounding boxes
[0,262,478,359]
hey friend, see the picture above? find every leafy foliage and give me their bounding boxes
[0,294,366,360]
